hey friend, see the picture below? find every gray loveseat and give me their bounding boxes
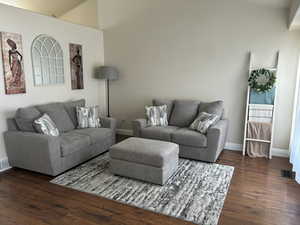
[132,99,229,162]
[4,99,116,176]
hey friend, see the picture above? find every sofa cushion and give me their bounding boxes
[169,100,200,127]
[74,128,113,144]
[172,128,207,148]
[15,106,41,132]
[37,103,75,132]
[60,131,91,157]
[140,126,179,142]
[63,99,86,127]
[198,101,224,119]
[152,99,174,121]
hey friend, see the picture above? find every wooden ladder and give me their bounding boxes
[242,51,279,159]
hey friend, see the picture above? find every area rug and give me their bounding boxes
[51,153,234,225]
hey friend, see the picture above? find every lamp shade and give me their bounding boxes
[95,66,119,81]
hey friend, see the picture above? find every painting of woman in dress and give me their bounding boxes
[69,43,84,90]
[0,32,26,94]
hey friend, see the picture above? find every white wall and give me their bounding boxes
[0,3,105,159]
[60,0,98,28]
[98,0,300,150]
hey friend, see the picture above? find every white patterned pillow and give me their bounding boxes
[76,106,101,129]
[88,106,101,128]
[33,114,60,136]
[190,112,219,134]
[145,105,168,126]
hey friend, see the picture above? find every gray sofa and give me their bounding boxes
[3,99,116,176]
[132,99,229,162]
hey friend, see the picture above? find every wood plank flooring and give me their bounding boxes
[0,140,299,225]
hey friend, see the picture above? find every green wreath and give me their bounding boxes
[248,68,276,93]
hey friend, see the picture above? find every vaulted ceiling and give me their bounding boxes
[0,0,292,16]
[0,0,297,29]
[0,0,85,17]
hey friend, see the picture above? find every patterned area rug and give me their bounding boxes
[51,153,234,225]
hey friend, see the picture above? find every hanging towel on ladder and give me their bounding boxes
[247,121,272,158]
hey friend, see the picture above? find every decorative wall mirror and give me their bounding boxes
[31,34,64,86]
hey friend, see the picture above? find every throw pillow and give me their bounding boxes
[152,99,174,121]
[145,105,168,126]
[88,106,101,128]
[33,114,60,136]
[77,106,101,129]
[190,112,219,134]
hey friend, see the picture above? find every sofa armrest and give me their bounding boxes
[132,118,147,137]
[3,131,60,175]
[206,119,229,162]
[100,117,117,131]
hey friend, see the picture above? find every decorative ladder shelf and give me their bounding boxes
[242,52,279,159]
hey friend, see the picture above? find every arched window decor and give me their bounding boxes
[31,35,64,86]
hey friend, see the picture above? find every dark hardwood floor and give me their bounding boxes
[0,137,299,225]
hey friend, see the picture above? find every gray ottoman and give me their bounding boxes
[109,137,179,185]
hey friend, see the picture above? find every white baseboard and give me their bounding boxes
[0,157,11,172]
[271,148,290,158]
[225,142,289,158]
[225,142,242,151]
[116,129,290,158]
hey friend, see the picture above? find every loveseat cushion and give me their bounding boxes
[63,99,86,127]
[15,106,41,132]
[60,131,91,157]
[37,103,75,132]
[73,128,113,145]
[198,101,224,119]
[169,100,200,127]
[152,99,174,121]
[172,128,207,148]
[140,126,179,142]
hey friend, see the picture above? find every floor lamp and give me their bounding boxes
[95,66,119,117]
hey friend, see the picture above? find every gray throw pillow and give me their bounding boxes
[33,114,60,136]
[77,106,101,129]
[190,112,219,134]
[145,105,168,127]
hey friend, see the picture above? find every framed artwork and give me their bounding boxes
[31,34,64,86]
[69,43,84,90]
[0,32,26,94]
